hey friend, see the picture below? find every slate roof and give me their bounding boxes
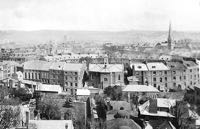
[146,62,169,71]
[89,64,124,73]
[63,63,85,72]
[166,61,186,70]
[130,63,148,71]
[23,60,53,71]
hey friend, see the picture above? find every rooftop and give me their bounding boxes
[89,64,124,73]
[123,85,159,93]
[130,63,148,71]
[146,62,169,71]
[29,120,74,129]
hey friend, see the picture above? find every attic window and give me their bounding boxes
[152,66,156,68]
[138,66,142,69]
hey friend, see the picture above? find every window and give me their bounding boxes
[160,78,162,82]
[159,71,162,75]
[35,73,37,79]
[135,72,139,75]
[164,71,167,75]
[173,76,176,80]
[138,66,142,69]
[173,83,176,87]
[190,69,192,72]
[71,82,73,86]
[75,72,77,75]
[153,78,156,82]
[165,77,167,81]
[25,72,27,79]
[152,66,156,68]
[180,76,182,80]
[173,71,176,74]
[104,78,108,81]
[75,83,78,87]
[118,75,121,80]
[75,77,78,81]
[65,76,68,80]
[153,71,156,76]
[165,83,168,87]
[153,84,156,87]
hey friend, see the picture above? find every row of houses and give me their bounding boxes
[23,58,124,95]
[131,59,200,91]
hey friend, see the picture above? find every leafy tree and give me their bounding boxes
[38,98,61,120]
[0,106,20,129]
[104,86,123,100]
[11,88,32,102]
[175,101,196,129]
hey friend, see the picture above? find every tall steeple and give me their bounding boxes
[167,22,172,50]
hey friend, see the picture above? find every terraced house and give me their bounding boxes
[23,60,87,95]
[131,58,200,92]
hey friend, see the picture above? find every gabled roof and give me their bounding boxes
[146,62,169,71]
[130,63,148,71]
[89,64,123,73]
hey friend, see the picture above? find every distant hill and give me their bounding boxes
[0,30,200,45]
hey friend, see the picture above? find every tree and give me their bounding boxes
[104,86,123,100]
[0,106,20,129]
[11,88,32,102]
[175,101,196,129]
[38,98,61,120]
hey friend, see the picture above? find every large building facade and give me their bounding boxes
[23,60,87,95]
[131,59,200,91]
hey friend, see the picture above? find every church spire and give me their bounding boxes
[168,22,172,50]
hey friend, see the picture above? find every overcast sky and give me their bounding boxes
[0,0,200,31]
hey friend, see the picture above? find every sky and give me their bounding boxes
[0,0,200,31]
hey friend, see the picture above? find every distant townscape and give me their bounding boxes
[1,24,200,129]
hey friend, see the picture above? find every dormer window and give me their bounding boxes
[138,66,142,69]
[152,66,156,68]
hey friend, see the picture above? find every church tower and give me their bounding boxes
[167,22,172,50]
